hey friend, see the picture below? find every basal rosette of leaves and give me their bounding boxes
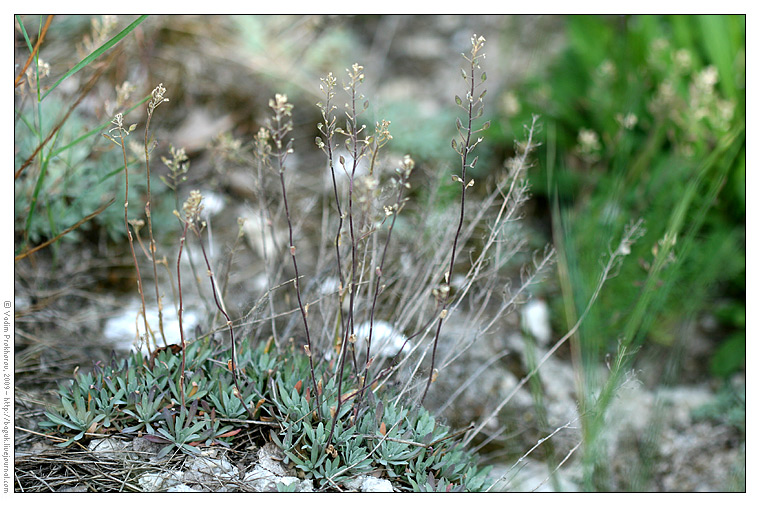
[39,337,491,492]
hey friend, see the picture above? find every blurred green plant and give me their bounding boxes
[233,15,358,101]
[492,15,745,491]
[14,15,180,260]
[494,14,744,377]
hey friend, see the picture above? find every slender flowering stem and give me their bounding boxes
[176,218,190,406]
[181,190,252,417]
[196,220,252,418]
[105,114,152,355]
[328,64,371,447]
[253,129,281,349]
[357,120,393,372]
[357,155,412,408]
[318,74,348,353]
[317,73,346,299]
[145,83,169,348]
[268,94,321,417]
[421,35,487,404]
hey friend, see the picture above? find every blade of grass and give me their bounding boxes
[98,161,133,184]
[32,16,45,208]
[35,15,44,111]
[697,15,739,100]
[15,58,110,180]
[15,15,34,53]
[14,15,53,87]
[15,108,39,138]
[627,166,741,490]
[614,128,740,380]
[581,126,743,489]
[22,128,61,246]
[50,94,151,159]
[41,15,148,100]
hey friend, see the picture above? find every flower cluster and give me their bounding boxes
[148,83,169,115]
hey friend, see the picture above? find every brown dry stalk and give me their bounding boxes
[14,15,54,88]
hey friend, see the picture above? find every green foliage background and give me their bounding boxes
[490,15,745,379]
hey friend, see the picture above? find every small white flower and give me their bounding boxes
[674,49,692,73]
[698,66,719,88]
[148,83,169,113]
[615,113,638,130]
[578,128,601,154]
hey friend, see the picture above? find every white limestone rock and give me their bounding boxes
[344,475,395,492]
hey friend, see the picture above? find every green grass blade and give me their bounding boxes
[50,94,151,159]
[15,108,39,138]
[15,15,34,52]
[22,128,62,246]
[625,131,743,353]
[98,163,131,184]
[577,125,743,490]
[589,126,743,435]
[35,16,44,104]
[42,15,148,100]
[697,15,740,100]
